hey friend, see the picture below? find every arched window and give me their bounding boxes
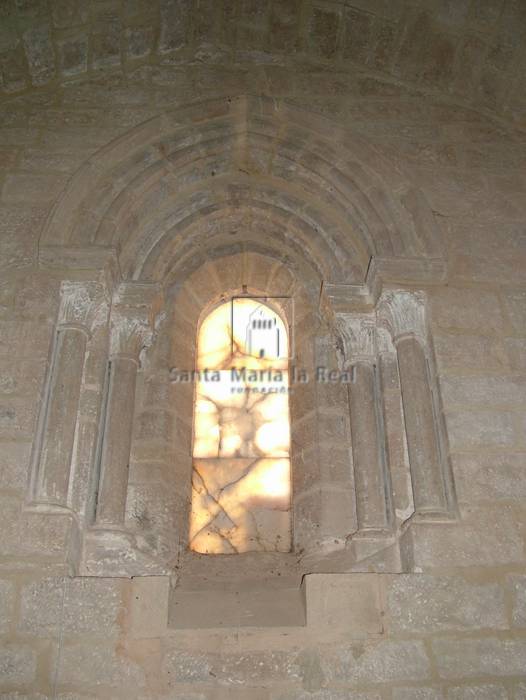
[189,297,291,554]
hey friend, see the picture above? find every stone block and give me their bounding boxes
[0,205,46,271]
[317,410,350,443]
[429,288,503,335]
[91,18,123,68]
[434,334,506,371]
[0,441,32,490]
[0,398,37,438]
[452,453,526,503]
[0,498,73,559]
[126,26,155,59]
[217,649,302,685]
[294,487,356,552]
[162,647,301,685]
[503,289,526,336]
[0,578,15,634]
[136,694,206,700]
[317,443,353,486]
[0,319,52,358]
[161,648,212,683]
[290,411,317,454]
[22,25,55,86]
[0,645,37,686]
[0,356,46,396]
[0,693,48,700]
[322,639,430,684]
[342,7,373,64]
[129,576,169,638]
[509,575,526,627]
[0,43,29,93]
[506,338,526,371]
[392,689,443,700]
[441,375,526,408]
[270,0,300,52]
[57,35,88,76]
[304,573,383,637]
[446,410,515,449]
[159,0,191,53]
[55,641,146,689]
[387,575,507,633]
[401,505,524,568]
[170,585,304,629]
[236,0,270,51]
[126,482,179,534]
[52,0,89,28]
[19,576,124,637]
[432,637,526,679]
[447,685,508,700]
[2,173,66,205]
[135,409,175,442]
[272,691,383,700]
[308,6,340,59]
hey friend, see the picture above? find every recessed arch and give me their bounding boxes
[39,95,445,287]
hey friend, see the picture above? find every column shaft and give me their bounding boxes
[95,358,138,527]
[349,361,389,531]
[396,336,446,513]
[37,328,87,505]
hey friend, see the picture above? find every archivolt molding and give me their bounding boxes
[39,96,446,289]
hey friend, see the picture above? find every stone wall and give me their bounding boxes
[1,1,526,697]
[1,571,526,697]
[1,0,526,124]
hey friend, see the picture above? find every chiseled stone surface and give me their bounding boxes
[452,453,526,502]
[403,505,525,568]
[510,575,526,627]
[18,576,124,637]
[0,578,15,635]
[271,692,383,700]
[0,645,37,686]
[432,637,526,679]
[322,640,431,684]
[387,575,507,633]
[0,694,49,700]
[55,641,146,689]
[162,647,301,686]
[392,689,443,700]
[447,685,509,700]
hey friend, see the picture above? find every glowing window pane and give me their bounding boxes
[190,299,291,554]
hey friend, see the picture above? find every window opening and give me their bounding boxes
[189,298,291,554]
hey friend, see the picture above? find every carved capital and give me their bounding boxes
[57,281,109,333]
[108,282,161,360]
[109,311,154,360]
[377,290,427,343]
[336,314,377,367]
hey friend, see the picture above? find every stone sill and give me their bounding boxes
[165,572,385,633]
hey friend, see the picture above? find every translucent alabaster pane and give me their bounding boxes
[191,298,291,554]
[193,371,290,459]
[197,298,288,370]
[189,458,291,554]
